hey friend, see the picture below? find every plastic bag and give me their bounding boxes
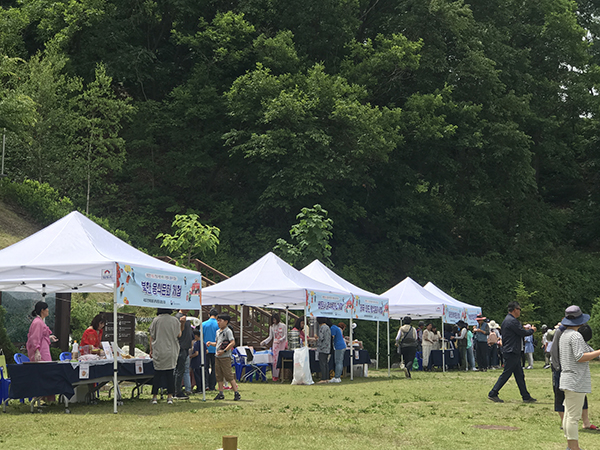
[412,358,419,370]
[291,347,314,385]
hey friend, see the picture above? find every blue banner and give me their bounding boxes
[354,295,389,321]
[115,263,202,309]
[442,304,469,325]
[306,290,353,319]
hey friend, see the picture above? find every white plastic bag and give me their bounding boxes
[291,347,314,385]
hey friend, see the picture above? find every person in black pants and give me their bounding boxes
[488,301,537,403]
[473,313,490,371]
[396,316,418,378]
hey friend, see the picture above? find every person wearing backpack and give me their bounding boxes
[395,317,418,379]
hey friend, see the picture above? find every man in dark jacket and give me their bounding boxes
[488,301,537,403]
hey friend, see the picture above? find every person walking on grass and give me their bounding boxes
[207,313,240,401]
[488,301,537,403]
[559,306,600,450]
[396,317,418,378]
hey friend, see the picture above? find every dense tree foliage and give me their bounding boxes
[2,0,600,326]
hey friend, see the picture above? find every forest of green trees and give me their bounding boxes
[2,0,600,325]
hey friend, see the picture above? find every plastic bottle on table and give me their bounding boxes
[72,341,79,360]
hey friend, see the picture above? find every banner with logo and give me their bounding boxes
[442,304,469,325]
[354,295,389,322]
[306,290,353,319]
[114,263,202,309]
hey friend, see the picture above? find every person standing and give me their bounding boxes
[26,301,58,362]
[207,314,240,401]
[329,321,346,383]
[189,330,204,393]
[551,311,596,434]
[541,324,551,369]
[452,321,468,370]
[261,313,288,381]
[523,324,535,369]
[431,326,441,350]
[149,308,182,405]
[202,308,219,391]
[422,323,434,371]
[559,305,600,450]
[396,317,418,378]
[174,309,193,399]
[488,301,537,403]
[487,321,500,369]
[473,313,490,371]
[466,326,476,371]
[316,317,331,381]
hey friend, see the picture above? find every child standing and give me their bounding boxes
[207,314,240,401]
[190,330,204,393]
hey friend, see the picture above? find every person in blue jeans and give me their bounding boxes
[329,320,347,383]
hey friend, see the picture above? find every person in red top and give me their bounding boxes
[81,313,106,348]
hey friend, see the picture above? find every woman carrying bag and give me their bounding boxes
[396,317,418,379]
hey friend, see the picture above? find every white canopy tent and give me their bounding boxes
[0,211,202,411]
[300,259,390,376]
[383,277,445,320]
[202,252,352,354]
[423,282,481,325]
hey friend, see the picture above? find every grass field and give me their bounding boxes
[2,362,599,450]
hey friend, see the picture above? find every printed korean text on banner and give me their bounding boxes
[442,304,468,325]
[306,290,353,319]
[354,296,389,321]
[115,263,202,309]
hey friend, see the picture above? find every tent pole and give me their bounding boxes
[240,306,243,347]
[442,317,446,374]
[387,319,391,377]
[113,269,118,414]
[376,321,380,370]
[349,318,353,381]
[200,306,206,402]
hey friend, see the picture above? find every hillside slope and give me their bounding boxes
[0,200,41,250]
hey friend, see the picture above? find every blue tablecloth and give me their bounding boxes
[277,349,370,375]
[429,349,460,368]
[7,359,154,400]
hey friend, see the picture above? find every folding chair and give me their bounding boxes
[240,347,269,382]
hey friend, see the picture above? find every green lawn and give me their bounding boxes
[2,362,598,450]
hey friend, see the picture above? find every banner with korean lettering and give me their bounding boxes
[306,290,353,319]
[442,304,468,325]
[354,295,389,321]
[115,263,202,309]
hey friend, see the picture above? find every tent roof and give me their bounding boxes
[202,252,350,308]
[383,277,444,320]
[300,259,387,301]
[423,282,481,314]
[0,211,199,294]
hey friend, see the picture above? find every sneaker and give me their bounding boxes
[214,392,225,400]
[184,390,193,396]
[234,392,241,401]
[167,398,173,405]
[151,399,157,405]
[403,367,410,378]
[523,397,537,403]
[525,366,533,370]
[175,393,190,400]
[329,377,341,383]
[488,395,504,403]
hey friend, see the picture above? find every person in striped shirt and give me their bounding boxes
[559,305,600,450]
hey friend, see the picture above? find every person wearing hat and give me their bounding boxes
[487,320,501,369]
[488,301,537,403]
[559,305,600,450]
[473,313,490,371]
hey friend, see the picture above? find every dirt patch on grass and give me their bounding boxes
[0,200,41,249]
[473,425,519,431]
